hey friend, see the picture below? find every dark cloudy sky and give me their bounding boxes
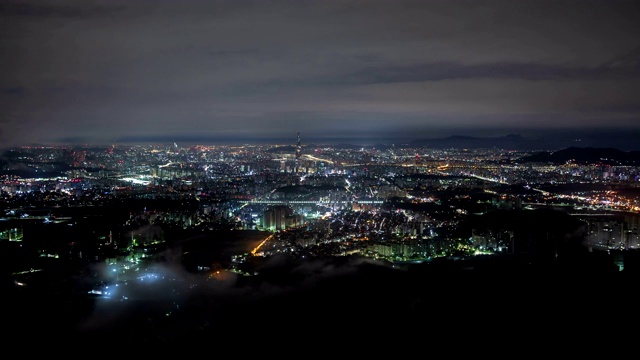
[1,0,639,147]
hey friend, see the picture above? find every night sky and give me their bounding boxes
[1,0,639,148]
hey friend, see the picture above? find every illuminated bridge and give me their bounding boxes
[237,199,385,205]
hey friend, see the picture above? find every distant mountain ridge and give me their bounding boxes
[516,147,640,165]
[405,132,640,151]
[409,134,534,149]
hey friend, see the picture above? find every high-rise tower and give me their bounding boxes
[295,132,301,173]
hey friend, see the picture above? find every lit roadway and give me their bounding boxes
[448,170,640,214]
[251,233,274,256]
[302,154,334,164]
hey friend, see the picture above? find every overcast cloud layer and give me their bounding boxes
[1,0,639,147]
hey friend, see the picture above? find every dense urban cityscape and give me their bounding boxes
[3,0,639,350]
[3,134,640,344]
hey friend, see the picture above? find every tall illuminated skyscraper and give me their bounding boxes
[295,132,302,173]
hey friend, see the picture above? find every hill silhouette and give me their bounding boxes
[517,147,640,165]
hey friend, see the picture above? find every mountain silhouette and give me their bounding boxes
[517,147,640,165]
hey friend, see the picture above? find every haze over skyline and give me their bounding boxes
[1,0,639,148]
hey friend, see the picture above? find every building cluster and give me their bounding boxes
[1,139,640,279]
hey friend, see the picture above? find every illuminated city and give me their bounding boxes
[2,137,640,343]
[3,0,639,348]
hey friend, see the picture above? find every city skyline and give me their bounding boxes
[1,0,639,149]
[3,133,640,346]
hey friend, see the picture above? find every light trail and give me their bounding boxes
[251,234,274,255]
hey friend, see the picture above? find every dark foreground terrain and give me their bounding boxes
[4,251,636,349]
